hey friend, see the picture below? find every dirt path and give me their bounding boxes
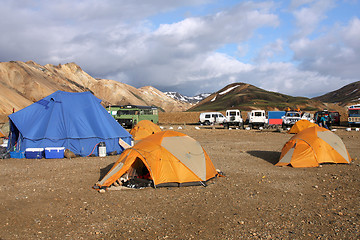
[0,127,359,239]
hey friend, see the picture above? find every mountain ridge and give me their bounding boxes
[0,61,191,118]
[189,82,327,112]
[1,60,358,122]
[313,81,360,106]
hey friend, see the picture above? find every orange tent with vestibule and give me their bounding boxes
[94,130,219,189]
[129,120,161,141]
[288,119,318,134]
[276,126,351,168]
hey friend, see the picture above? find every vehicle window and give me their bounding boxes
[118,110,136,115]
[230,112,236,116]
[143,109,152,115]
[205,114,210,118]
[349,110,360,115]
[287,113,300,117]
[255,112,262,117]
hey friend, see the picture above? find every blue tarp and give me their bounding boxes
[8,91,132,157]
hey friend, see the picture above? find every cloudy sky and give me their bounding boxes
[0,0,359,97]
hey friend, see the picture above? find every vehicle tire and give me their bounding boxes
[205,120,210,125]
[249,123,252,129]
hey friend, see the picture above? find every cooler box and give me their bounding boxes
[10,151,25,159]
[25,148,44,159]
[45,147,65,159]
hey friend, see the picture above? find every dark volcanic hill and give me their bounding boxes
[188,83,326,112]
[313,81,360,106]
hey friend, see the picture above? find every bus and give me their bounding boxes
[348,105,360,126]
[106,105,159,128]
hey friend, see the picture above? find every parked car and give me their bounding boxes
[199,112,226,125]
[282,111,301,129]
[246,110,267,129]
[301,112,314,122]
[329,111,341,126]
[314,110,340,128]
[224,109,243,129]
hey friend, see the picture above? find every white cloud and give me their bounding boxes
[0,0,358,98]
[343,17,360,50]
[290,0,315,10]
[254,39,284,63]
[291,0,335,37]
[291,17,360,79]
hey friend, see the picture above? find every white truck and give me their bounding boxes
[282,111,301,129]
[224,109,243,129]
[301,112,314,122]
[199,112,226,125]
[246,110,267,129]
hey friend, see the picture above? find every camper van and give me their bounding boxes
[199,112,226,125]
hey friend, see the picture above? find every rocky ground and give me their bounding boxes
[0,123,359,239]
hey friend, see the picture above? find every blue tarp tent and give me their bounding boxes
[8,91,132,157]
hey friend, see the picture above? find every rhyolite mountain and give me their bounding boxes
[0,61,191,120]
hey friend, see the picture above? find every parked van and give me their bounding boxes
[246,110,267,128]
[199,112,226,125]
[224,109,243,129]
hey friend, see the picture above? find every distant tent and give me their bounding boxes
[8,91,132,156]
[277,126,351,168]
[288,119,317,134]
[0,129,5,138]
[129,120,161,141]
[95,130,219,189]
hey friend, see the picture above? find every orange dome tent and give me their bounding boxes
[129,120,161,141]
[288,119,317,134]
[276,126,351,168]
[94,130,219,189]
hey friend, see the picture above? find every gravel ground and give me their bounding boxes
[0,126,359,239]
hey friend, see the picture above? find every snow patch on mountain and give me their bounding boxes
[219,85,239,95]
[165,92,211,104]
